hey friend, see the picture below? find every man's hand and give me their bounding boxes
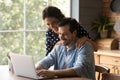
[36,69,56,79]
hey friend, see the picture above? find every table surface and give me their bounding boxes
[0,65,91,80]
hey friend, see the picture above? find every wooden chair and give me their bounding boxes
[102,73,120,80]
[95,64,110,80]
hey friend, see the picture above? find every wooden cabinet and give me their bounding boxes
[94,49,120,74]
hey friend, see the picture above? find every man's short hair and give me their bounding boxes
[58,18,79,33]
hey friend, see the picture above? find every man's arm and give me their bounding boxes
[54,68,78,77]
[37,68,78,78]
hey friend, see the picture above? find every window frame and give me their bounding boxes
[0,0,71,65]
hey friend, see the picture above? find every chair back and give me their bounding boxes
[95,64,110,80]
[102,73,120,80]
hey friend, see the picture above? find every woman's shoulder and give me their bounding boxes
[46,29,54,34]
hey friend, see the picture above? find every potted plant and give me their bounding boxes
[92,15,115,38]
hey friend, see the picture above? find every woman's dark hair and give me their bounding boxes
[42,6,65,20]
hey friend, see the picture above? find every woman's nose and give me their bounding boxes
[59,34,64,40]
[50,23,57,28]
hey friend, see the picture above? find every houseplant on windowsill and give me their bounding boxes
[92,15,115,38]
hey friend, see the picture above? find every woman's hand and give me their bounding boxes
[76,37,98,52]
[53,41,63,49]
[76,37,88,48]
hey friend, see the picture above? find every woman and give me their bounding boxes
[42,6,97,56]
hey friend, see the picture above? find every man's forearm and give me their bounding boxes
[53,68,78,77]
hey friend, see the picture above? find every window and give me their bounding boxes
[0,0,70,65]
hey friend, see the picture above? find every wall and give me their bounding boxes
[71,0,120,40]
[78,0,102,40]
[102,0,120,49]
[102,0,120,21]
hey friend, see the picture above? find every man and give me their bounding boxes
[36,18,95,80]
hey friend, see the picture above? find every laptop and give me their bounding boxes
[9,53,43,79]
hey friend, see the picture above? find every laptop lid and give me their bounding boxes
[9,53,42,79]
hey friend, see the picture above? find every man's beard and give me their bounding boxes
[61,39,71,46]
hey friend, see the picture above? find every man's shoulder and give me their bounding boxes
[78,41,93,50]
[76,41,94,55]
[84,41,92,46]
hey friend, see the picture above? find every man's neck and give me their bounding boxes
[66,37,78,49]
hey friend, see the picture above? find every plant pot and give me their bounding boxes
[100,30,108,38]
